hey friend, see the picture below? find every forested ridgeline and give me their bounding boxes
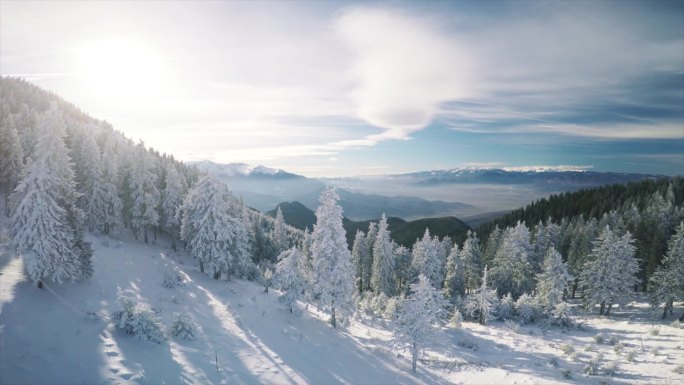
[477,177,684,290]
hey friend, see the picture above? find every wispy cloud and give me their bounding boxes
[334,6,474,134]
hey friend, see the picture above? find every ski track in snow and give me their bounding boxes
[0,226,682,385]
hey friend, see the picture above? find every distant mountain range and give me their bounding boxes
[193,161,478,220]
[194,160,661,220]
[266,201,472,247]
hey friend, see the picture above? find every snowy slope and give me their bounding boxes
[1,214,683,384]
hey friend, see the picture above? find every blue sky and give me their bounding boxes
[1,0,682,176]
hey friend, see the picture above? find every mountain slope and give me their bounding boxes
[0,229,435,385]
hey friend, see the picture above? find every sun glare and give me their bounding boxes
[75,38,168,102]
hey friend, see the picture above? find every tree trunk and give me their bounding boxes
[144,227,149,244]
[668,298,674,315]
[213,269,220,280]
[199,260,204,274]
[37,280,43,289]
[331,307,337,329]
[662,302,669,320]
[171,236,177,252]
[605,303,612,316]
[599,302,605,316]
[411,342,417,372]
[679,310,684,322]
[571,279,578,298]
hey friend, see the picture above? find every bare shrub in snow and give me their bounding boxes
[171,312,195,340]
[450,309,464,328]
[594,332,605,344]
[112,291,166,343]
[607,335,619,346]
[649,327,660,336]
[504,319,520,334]
[497,293,515,320]
[613,342,624,355]
[515,293,539,324]
[626,350,637,362]
[561,368,572,379]
[457,338,479,351]
[162,268,185,288]
[560,343,574,355]
[583,353,603,375]
[673,364,684,374]
[603,361,619,376]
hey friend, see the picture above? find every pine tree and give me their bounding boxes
[395,274,447,372]
[273,247,305,314]
[482,225,501,266]
[98,137,123,234]
[443,243,465,300]
[0,113,24,216]
[351,230,368,294]
[649,222,684,319]
[580,226,639,315]
[179,174,251,279]
[75,132,108,232]
[363,221,378,292]
[10,108,92,287]
[394,245,412,295]
[310,187,355,328]
[464,266,498,325]
[162,162,184,251]
[371,214,395,296]
[460,230,483,293]
[490,221,533,297]
[129,141,159,243]
[411,229,443,289]
[536,246,571,310]
[271,207,289,254]
[567,217,598,298]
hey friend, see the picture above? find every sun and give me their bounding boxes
[75,37,168,101]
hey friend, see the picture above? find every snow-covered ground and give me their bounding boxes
[1,225,683,384]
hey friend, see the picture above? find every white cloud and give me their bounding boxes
[334,7,475,134]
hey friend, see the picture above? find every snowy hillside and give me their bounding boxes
[2,221,683,384]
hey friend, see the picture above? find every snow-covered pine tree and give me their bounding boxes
[411,228,443,289]
[567,217,598,298]
[394,245,412,295]
[395,274,447,372]
[273,247,305,314]
[465,266,498,325]
[363,221,378,292]
[129,141,160,243]
[10,107,92,287]
[179,174,251,279]
[490,221,534,297]
[371,214,395,296]
[580,226,639,315]
[460,230,483,293]
[443,243,465,300]
[536,246,571,310]
[482,224,501,266]
[351,230,368,294]
[649,221,684,319]
[271,206,289,254]
[162,162,185,251]
[74,132,109,232]
[0,113,24,216]
[310,187,355,328]
[98,137,123,234]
